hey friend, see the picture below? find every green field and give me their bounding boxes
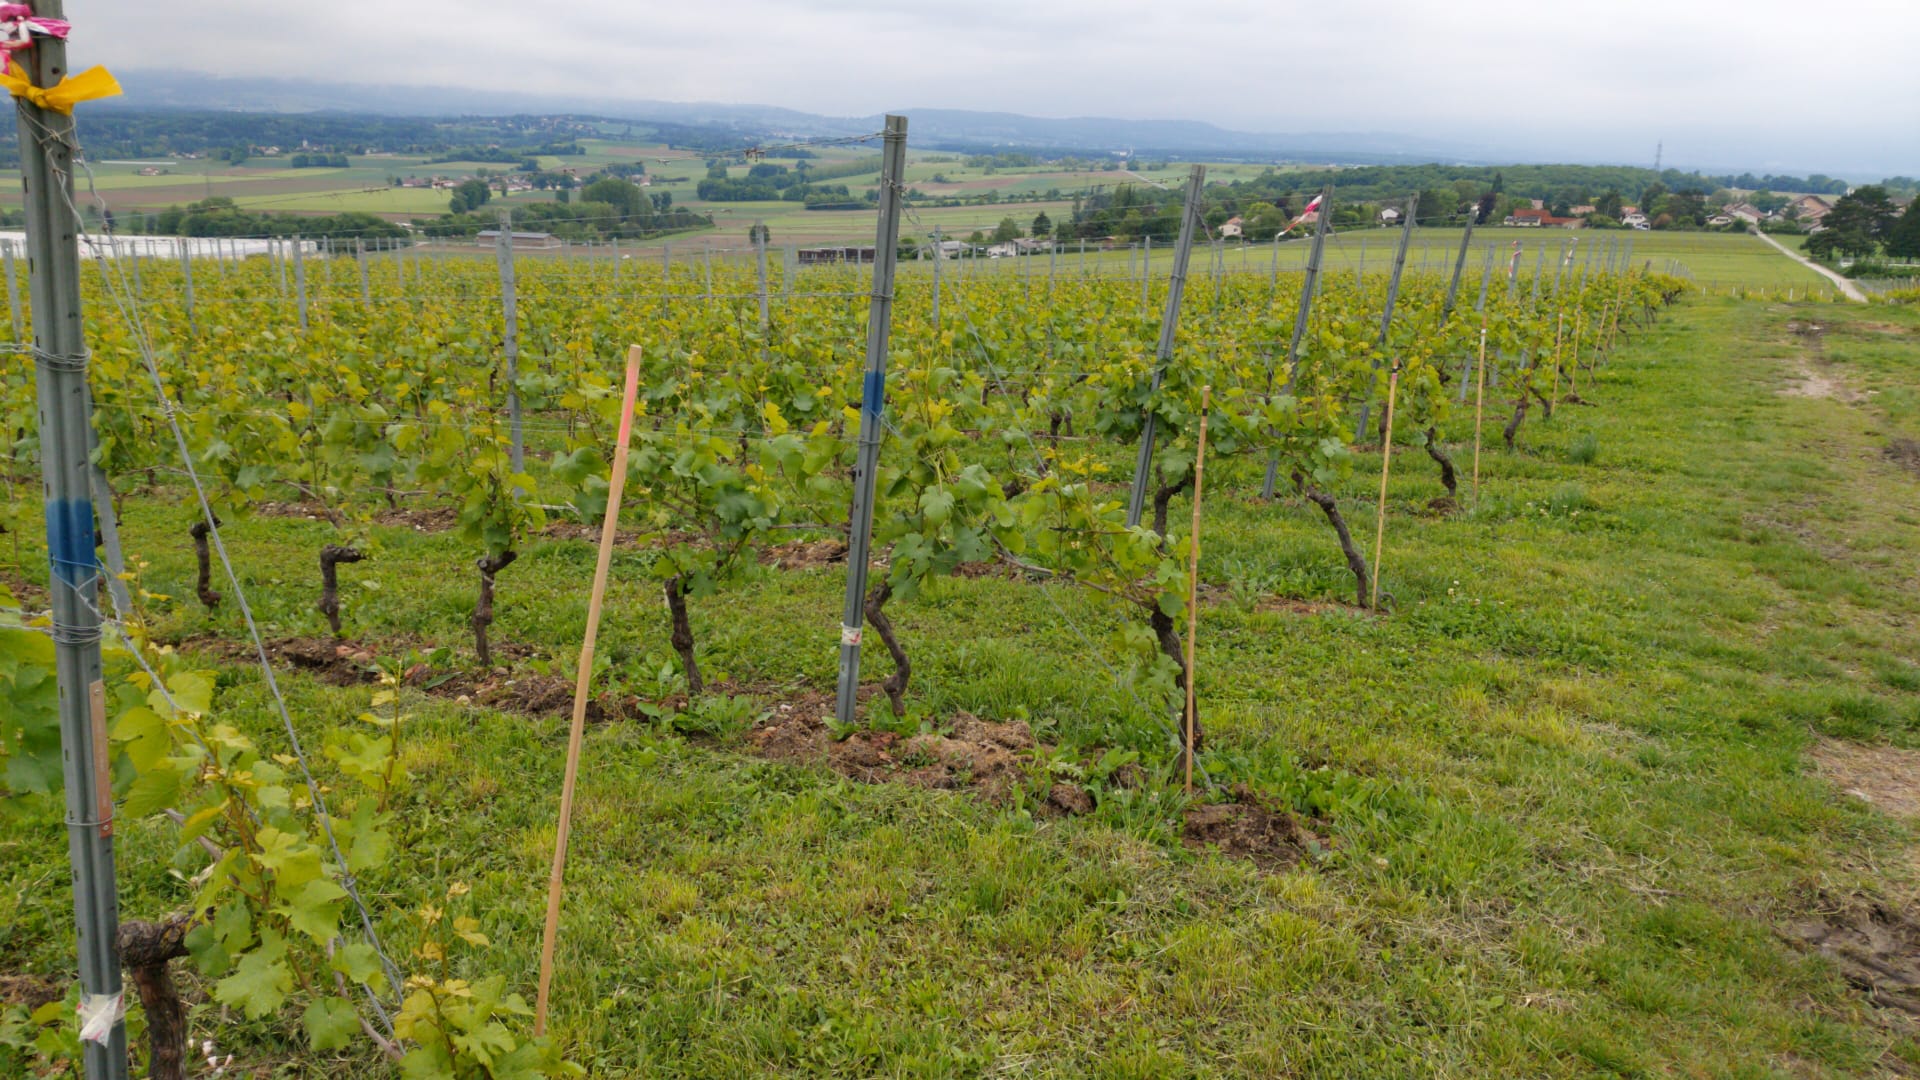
[468,224,1838,302]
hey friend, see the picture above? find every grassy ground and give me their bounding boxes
[6,296,1920,1075]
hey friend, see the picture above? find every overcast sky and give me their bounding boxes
[82,0,1920,177]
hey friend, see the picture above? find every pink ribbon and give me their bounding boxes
[0,5,71,59]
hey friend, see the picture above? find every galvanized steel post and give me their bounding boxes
[834,114,910,727]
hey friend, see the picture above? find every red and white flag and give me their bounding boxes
[1280,194,1326,235]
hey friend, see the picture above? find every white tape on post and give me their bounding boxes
[77,992,124,1044]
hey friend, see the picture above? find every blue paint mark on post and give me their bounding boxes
[45,497,96,586]
[862,370,886,420]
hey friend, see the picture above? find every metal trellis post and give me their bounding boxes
[293,235,308,330]
[1441,203,1478,323]
[4,240,22,341]
[496,212,523,473]
[1356,193,1418,438]
[18,1,131,1069]
[1458,244,1496,402]
[834,114,909,728]
[1125,164,1205,529]
[1262,186,1332,499]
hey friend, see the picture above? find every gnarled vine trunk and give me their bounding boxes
[1424,426,1458,498]
[1148,603,1203,759]
[317,544,365,638]
[1151,473,1194,540]
[1502,396,1529,450]
[1531,384,1556,420]
[188,519,221,610]
[119,913,194,1080]
[665,574,703,696]
[1147,472,1205,761]
[471,550,517,667]
[1294,472,1371,608]
[864,579,910,717]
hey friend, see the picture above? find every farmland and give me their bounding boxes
[1,140,1849,299]
[5,224,1920,1079]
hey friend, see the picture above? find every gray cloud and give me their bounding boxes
[75,0,1920,175]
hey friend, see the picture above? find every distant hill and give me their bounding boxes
[103,69,1485,165]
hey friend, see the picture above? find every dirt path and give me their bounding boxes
[1753,229,1866,302]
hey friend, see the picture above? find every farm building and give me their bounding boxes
[797,246,876,265]
[1218,216,1243,239]
[1379,207,1401,225]
[1505,208,1585,229]
[475,230,561,249]
[1790,195,1834,226]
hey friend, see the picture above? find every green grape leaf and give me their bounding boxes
[302,996,362,1051]
[276,876,349,945]
[214,930,291,1019]
[330,942,383,985]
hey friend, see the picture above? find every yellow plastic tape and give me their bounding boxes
[0,59,120,115]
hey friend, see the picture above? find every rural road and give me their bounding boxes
[1752,229,1866,302]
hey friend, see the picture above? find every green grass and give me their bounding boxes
[7,303,1920,1073]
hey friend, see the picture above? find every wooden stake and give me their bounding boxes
[534,344,644,1037]
[1543,311,1559,403]
[1370,365,1401,610]
[1471,327,1488,510]
[1183,385,1212,795]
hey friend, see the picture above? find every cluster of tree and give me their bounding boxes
[799,186,862,209]
[423,141,582,166]
[0,111,613,168]
[963,152,1042,169]
[1806,187,1920,262]
[1055,182,1187,241]
[102,197,408,241]
[695,161,865,205]
[1220,163,1856,212]
[783,155,885,183]
[416,177,708,242]
[288,153,349,169]
[446,179,495,214]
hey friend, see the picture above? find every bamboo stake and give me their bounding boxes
[1569,309,1584,396]
[1370,365,1401,609]
[1183,385,1212,795]
[534,344,644,1037]
[1471,328,1488,509]
[1548,312,1564,404]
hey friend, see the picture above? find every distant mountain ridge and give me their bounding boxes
[103,69,1489,165]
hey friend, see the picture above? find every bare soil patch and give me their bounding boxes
[1811,739,1920,819]
[1885,439,1920,478]
[0,567,46,610]
[253,500,461,532]
[180,634,383,687]
[1788,901,1920,1018]
[538,519,643,544]
[747,700,1063,808]
[761,538,847,570]
[1182,784,1327,871]
[1779,358,1861,403]
[1251,595,1375,618]
[0,973,64,1010]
